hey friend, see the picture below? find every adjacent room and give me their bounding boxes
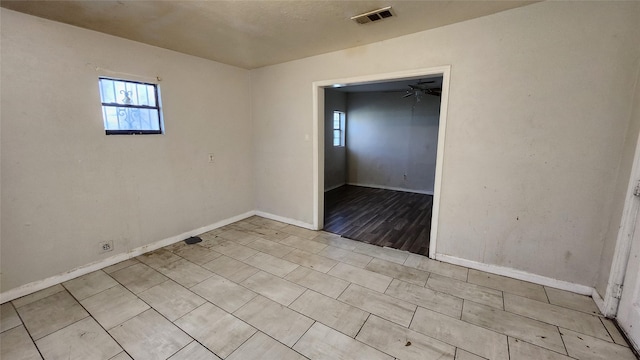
[324,77,443,256]
[2,1,640,359]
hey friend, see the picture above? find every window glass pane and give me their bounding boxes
[137,108,160,130]
[137,85,148,106]
[147,110,160,130]
[124,82,139,106]
[113,81,126,105]
[334,130,341,146]
[103,80,157,107]
[146,85,156,107]
[99,79,115,104]
[333,111,345,130]
[128,82,139,105]
[118,107,136,130]
[137,108,149,129]
[340,113,346,143]
[134,84,154,106]
[102,106,161,132]
[103,106,120,130]
[107,80,136,106]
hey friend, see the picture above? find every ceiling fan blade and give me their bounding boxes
[402,93,414,98]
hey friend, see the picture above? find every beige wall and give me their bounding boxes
[2,1,640,296]
[252,1,640,286]
[0,9,254,291]
[324,89,347,190]
[346,91,440,193]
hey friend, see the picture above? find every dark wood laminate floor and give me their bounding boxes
[323,185,432,256]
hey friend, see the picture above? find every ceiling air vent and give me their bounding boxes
[351,6,394,24]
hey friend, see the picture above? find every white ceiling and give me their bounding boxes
[1,1,538,70]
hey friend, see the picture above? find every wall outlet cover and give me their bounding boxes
[99,241,114,253]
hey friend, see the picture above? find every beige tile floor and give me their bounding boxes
[1,216,637,360]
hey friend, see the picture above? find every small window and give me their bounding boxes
[333,111,346,147]
[98,77,163,135]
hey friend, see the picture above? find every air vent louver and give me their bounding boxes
[351,6,394,24]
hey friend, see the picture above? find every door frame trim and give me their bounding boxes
[312,65,451,258]
[599,122,640,318]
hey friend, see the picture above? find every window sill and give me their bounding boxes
[105,130,163,135]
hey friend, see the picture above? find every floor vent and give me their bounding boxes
[351,6,394,24]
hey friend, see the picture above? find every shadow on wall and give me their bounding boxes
[345,89,440,193]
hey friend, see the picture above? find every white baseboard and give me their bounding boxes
[254,211,316,230]
[592,288,608,316]
[324,183,346,192]
[347,182,434,195]
[0,211,255,304]
[436,254,594,296]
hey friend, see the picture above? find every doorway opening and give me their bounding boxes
[312,66,450,259]
[323,77,442,256]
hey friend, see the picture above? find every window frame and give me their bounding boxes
[333,111,346,147]
[98,77,164,135]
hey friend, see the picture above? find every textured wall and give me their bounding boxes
[1,9,254,291]
[346,91,439,193]
[251,1,640,286]
[324,90,347,190]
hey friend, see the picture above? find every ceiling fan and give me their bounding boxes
[403,80,442,99]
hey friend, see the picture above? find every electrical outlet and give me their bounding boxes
[99,241,113,253]
[208,153,215,163]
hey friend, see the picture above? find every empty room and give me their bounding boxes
[323,77,442,256]
[1,1,640,360]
